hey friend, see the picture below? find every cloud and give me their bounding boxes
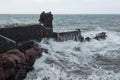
[0,0,120,14]
[34,0,62,3]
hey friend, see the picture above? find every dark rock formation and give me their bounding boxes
[0,41,43,80]
[0,13,53,80]
[0,49,26,80]
[0,12,54,43]
[85,37,91,42]
[0,35,16,53]
[38,11,54,40]
[39,11,53,30]
[16,40,36,52]
[0,24,44,42]
[94,32,107,40]
[84,32,107,42]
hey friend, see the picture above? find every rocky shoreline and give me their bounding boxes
[0,12,107,80]
[0,40,46,80]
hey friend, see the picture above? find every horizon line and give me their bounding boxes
[0,13,120,15]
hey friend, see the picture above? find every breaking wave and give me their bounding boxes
[0,14,120,80]
[25,29,120,80]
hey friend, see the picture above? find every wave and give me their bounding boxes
[24,29,120,80]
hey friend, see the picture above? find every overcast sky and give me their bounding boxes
[0,0,120,14]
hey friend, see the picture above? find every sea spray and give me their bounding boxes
[0,14,120,80]
[25,30,120,80]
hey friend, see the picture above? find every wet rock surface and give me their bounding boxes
[0,41,43,80]
[84,32,107,42]
[94,32,107,40]
[0,24,44,42]
[39,11,53,29]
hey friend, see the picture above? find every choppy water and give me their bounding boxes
[0,14,120,80]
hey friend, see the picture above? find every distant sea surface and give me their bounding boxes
[0,14,120,32]
[1,14,120,80]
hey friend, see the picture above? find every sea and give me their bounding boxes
[0,14,120,80]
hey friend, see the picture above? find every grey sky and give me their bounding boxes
[0,0,120,14]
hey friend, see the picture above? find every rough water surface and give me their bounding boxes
[25,30,120,80]
[0,14,120,80]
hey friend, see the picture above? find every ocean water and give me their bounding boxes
[0,14,120,80]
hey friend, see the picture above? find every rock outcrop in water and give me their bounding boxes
[39,11,53,30]
[84,32,107,42]
[94,32,107,40]
[0,12,54,80]
[85,37,91,42]
[0,41,43,80]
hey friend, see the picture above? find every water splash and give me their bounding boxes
[25,30,120,80]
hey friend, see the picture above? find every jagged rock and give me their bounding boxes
[0,42,43,80]
[0,24,48,42]
[0,36,16,53]
[16,40,36,52]
[39,11,53,29]
[25,44,42,71]
[0,49,26,80]
[38,11,54,39]
[85,37,91,42]
[94,32,107,40]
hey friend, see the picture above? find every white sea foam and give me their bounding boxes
[25,29,120,80]
[0,14,119,80]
